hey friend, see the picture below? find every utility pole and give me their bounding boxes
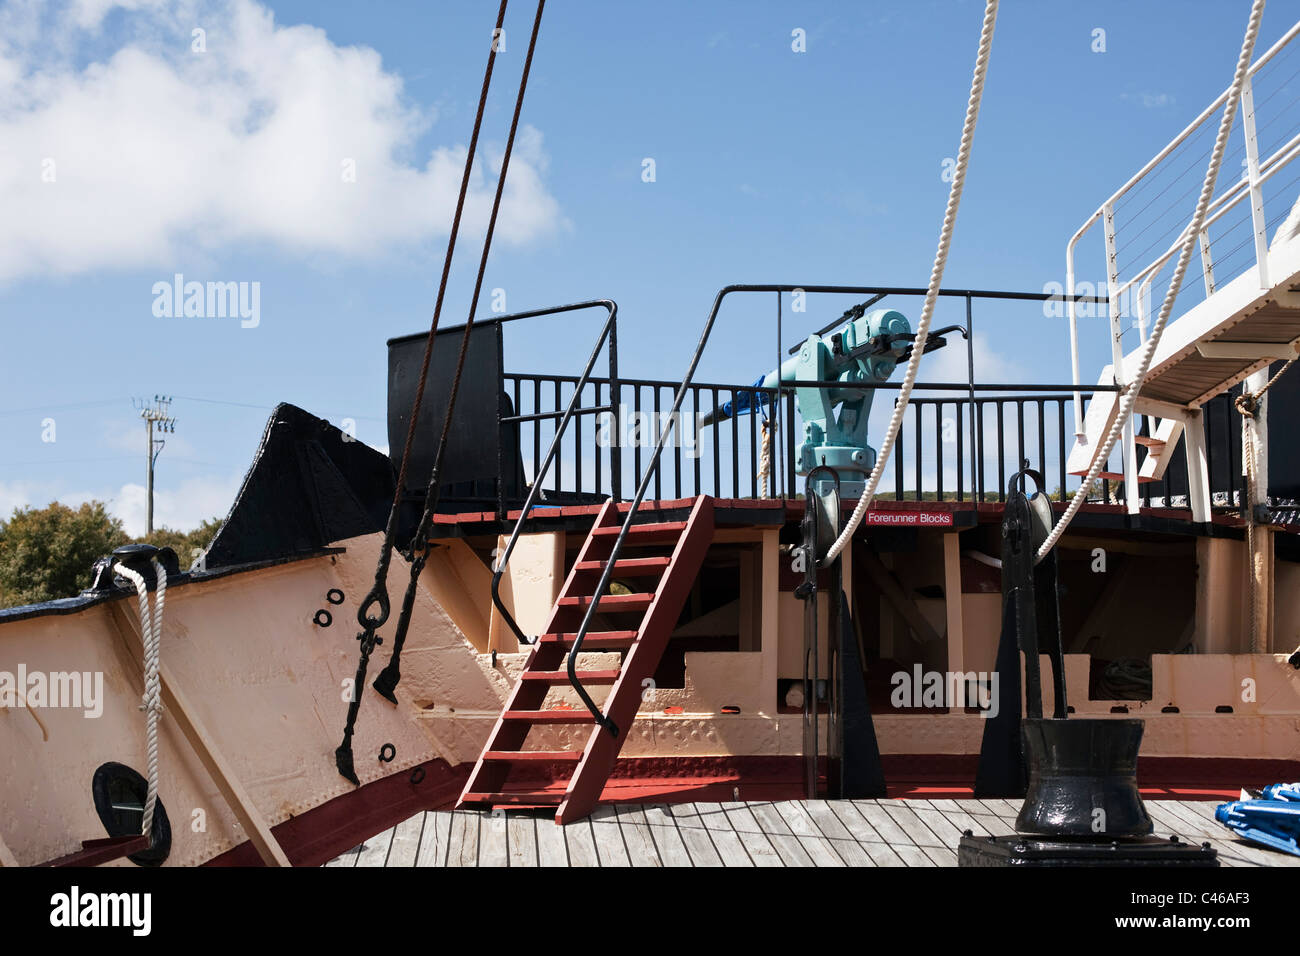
[135,396,176,535]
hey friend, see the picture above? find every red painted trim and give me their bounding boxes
[39,835,150,868]
[205,759,469,868]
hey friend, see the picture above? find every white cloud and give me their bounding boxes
[109,474,239,537]
[0,0,563,282]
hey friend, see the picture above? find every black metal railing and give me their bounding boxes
[485,300,619,651]
[559,283,1113,734]
[479,283,1252,732]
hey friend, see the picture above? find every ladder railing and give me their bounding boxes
[1066,20,1300,438]
[489,299,619,650]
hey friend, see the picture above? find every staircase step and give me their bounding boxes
[483,750,583,762]
[520,670,622,684]
[575,557,672,575]
[503,709,598,723]
[538,631,638,648]
[1134,436,1166,448]
[557,593,653,611]
[592,521,687,542]
[462,791,564,806]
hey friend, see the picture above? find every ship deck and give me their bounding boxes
[427,496,1298,541]
[324,798,1298,868]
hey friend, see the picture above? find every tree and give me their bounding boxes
[0,501,128,608]
[135,517,223,568]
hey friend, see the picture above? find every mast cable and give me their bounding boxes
[1037,0,1266,562]
[823,0,999,565]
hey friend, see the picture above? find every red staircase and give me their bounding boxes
[458,495,715,823]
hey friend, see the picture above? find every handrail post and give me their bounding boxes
[1241,74,1270,289]
[1102,201,1140,515]
[965,294,978,503]
[1066,236,1085,438]
[488,300,619,649]
[608,317,622,502]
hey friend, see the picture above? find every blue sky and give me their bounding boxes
[2,0,1298,532]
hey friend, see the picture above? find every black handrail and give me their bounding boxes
[489,299,619,649]
[569,282,1056,734]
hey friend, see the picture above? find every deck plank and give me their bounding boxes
[590,806,632,867]
[353,827,395,868]
[720,802,785,867]
[746,802,815,867]
[385,813,424,867]
[851,800,914,846]
[478,813,509,867]
[613,804,663,867]
[507,814,538,867]
[324,844,361,867]
[665,804,724,867]
[929,799,995,838]
[774,800,845,866]
[826,800,886,844]
[1156,800,1297,867]
[535,816,570,866]
[327,796,1298,868]
[881,803,946,848]
[415,811,452,867]
[689,803,753,867]
[642,804,695,867]
[445,811,479,867]
[563,819,601,867]
[910,803,967,849]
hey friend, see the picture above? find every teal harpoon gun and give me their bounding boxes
[701,305,958,476]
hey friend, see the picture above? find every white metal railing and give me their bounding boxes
[1066,19,1300,443]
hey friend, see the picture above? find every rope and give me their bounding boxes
[335,0,510,782]
[757,419,773,499]
[1235,356,1294,652]
[823,0,999,564]
[373,0,546,695]
[351,0,509,637]
[114,557,167,838]
[1037,0,1266,562]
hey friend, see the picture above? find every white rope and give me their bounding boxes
[1037,0,1266,562]
[823,0,999,564]
[114,557,167,838]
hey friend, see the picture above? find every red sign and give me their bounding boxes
[864,511,953,527]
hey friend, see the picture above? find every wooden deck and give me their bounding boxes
[323,798,1298,868]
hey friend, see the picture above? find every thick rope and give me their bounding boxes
[1037,0,1266,561]
[114,558,166,838]
[1236,357,1293,652]
[757,419,772,499]
[823,0,998,564]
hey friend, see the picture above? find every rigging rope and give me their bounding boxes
[1236,356,1294,652]
[757,419,773,499]
[1036,0,1266,562]
[373,0,547,696]
[114,557,166,838]
[823,0,999,564]
[335,0,509,784]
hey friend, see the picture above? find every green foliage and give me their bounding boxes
[0,501,128,608]
[0,503,224,608]
[135,517,223,568]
